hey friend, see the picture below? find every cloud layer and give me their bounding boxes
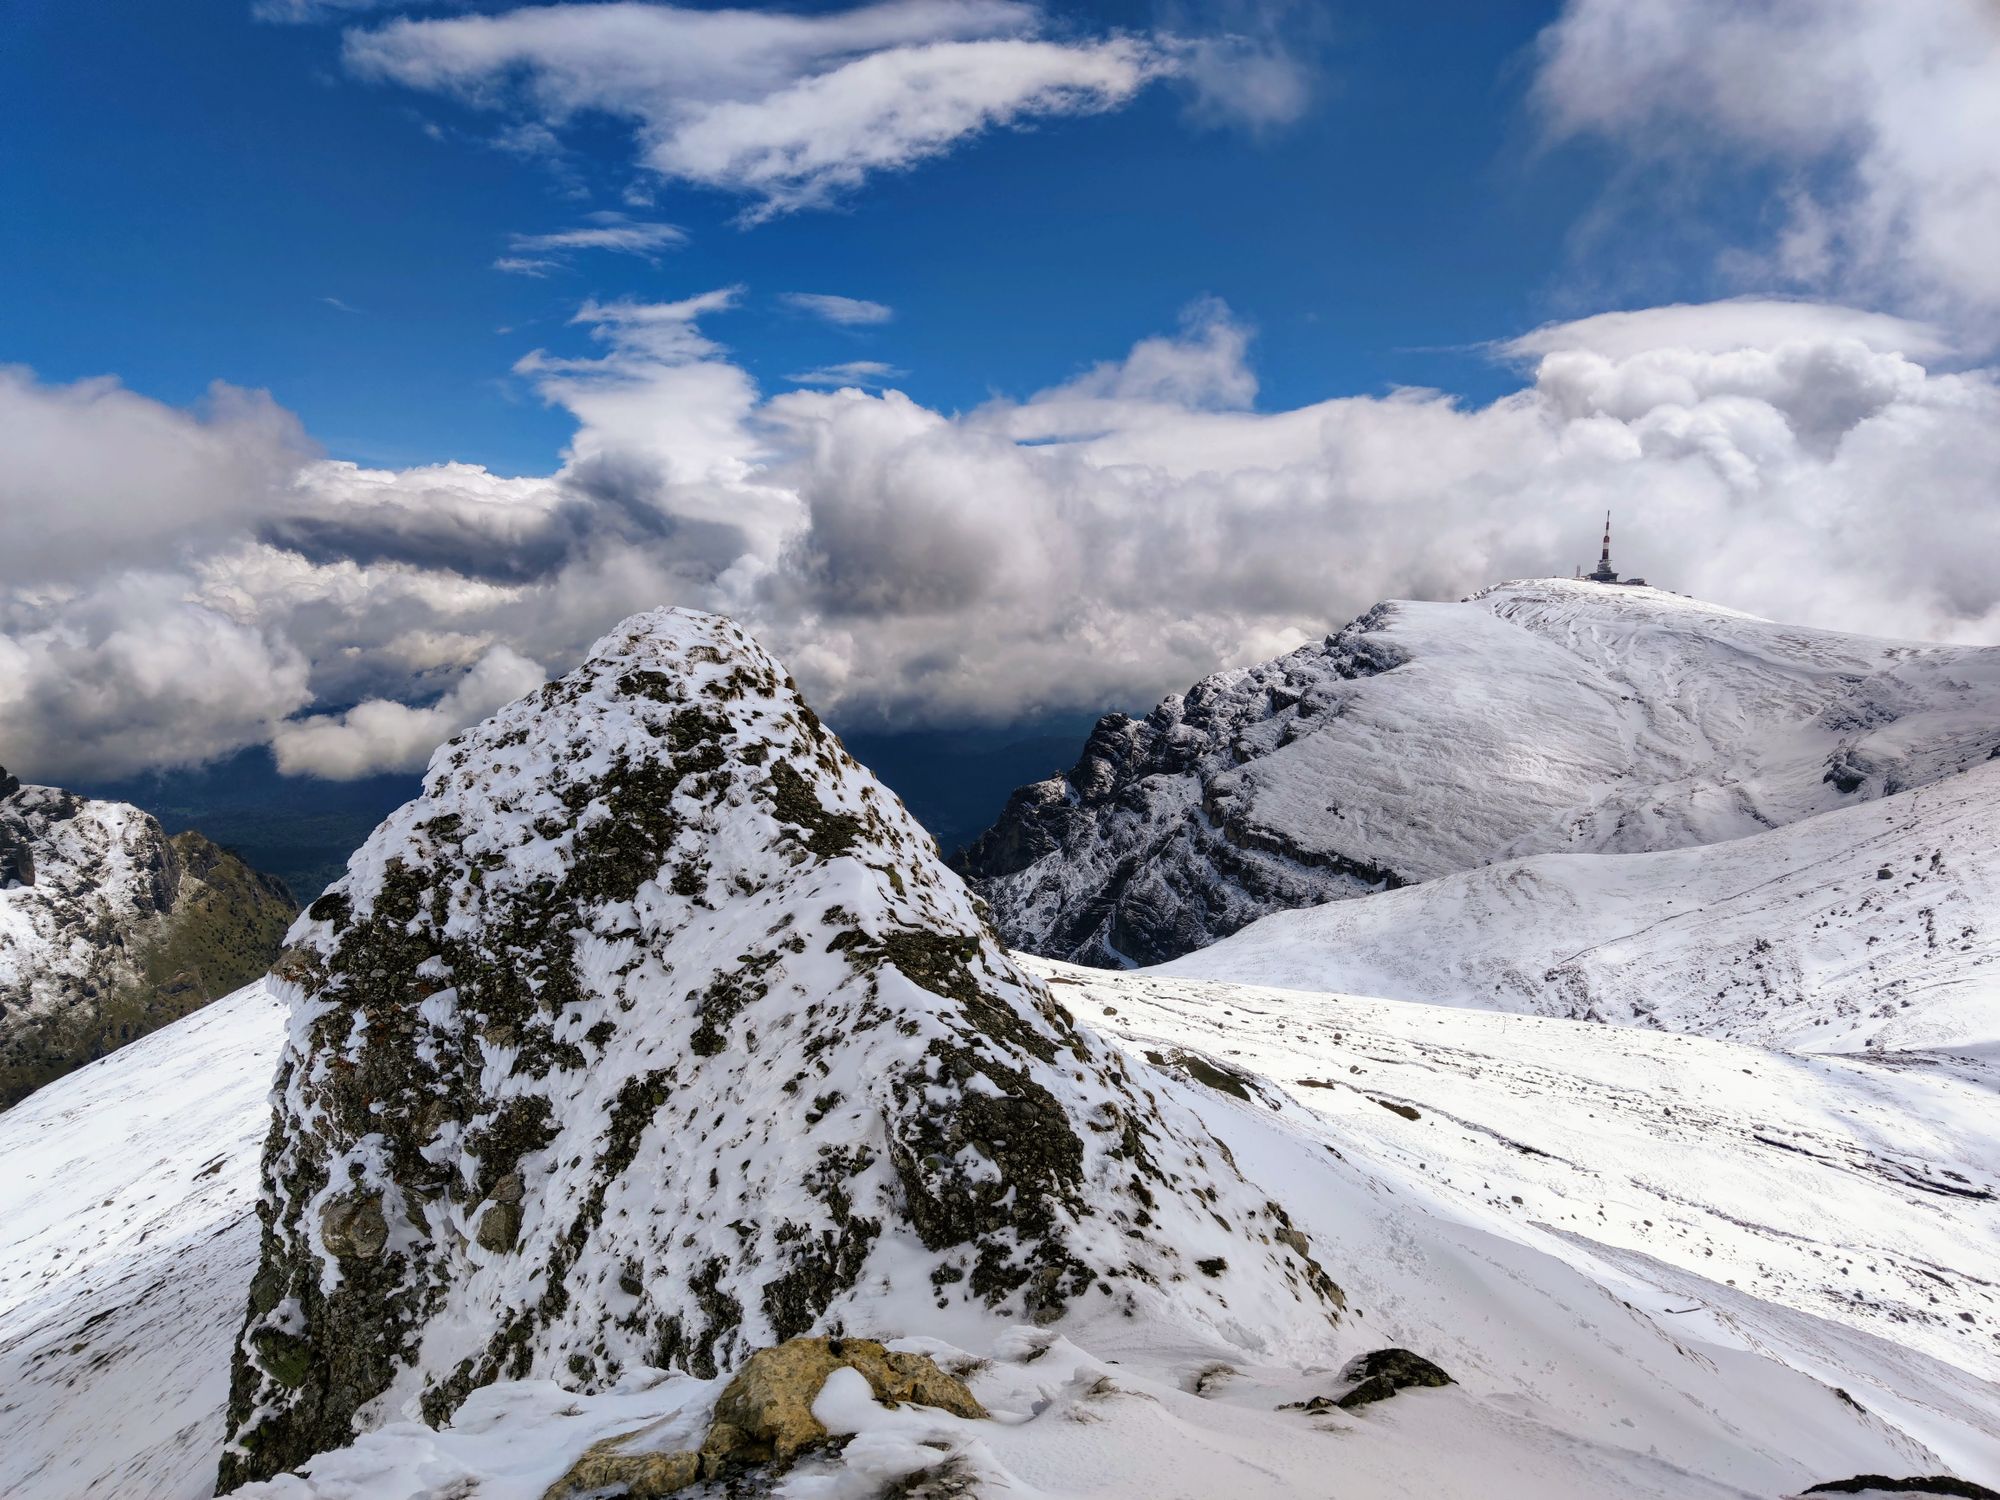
[1536,0,2000,330]
[3,291,1996,782]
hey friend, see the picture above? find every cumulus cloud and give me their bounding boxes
[781,292,893,326]
[0,367,313,587]
[343,3,1223,218]
[1534,0,2000,329]
[5,292,2000,783]
[0,578,312,781]
[270,644,546,777]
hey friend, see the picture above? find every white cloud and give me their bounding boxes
[505,213,686,264]
[6,293,1999,782]
[253,0,451,22]
[0,580,312,781]
[343,2,1167,218]
[781,292,893,326]
[1161,0,1325,132]
[0,367,312,587]
[785,360,903,388]
[1534,0,2000,329]
[1500,299,1954,364]
[270,644,545,778]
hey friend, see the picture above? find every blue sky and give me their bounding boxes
[2,0,1998,789]
[10,0,1630,476]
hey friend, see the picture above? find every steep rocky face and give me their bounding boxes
[0,771,295,1108]
[219,609,1342,1490]
[960,580,2000,967]
[956,613,1407,967]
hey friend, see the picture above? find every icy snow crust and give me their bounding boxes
[964,579,2000,967]
[1162,752,2000,1052]
[219,608,1340,1487]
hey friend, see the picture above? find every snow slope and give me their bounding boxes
[961,580,2000,967]
[1159,754,2000,1053]
[6,960,1997,1499]
[0,980,281,1500]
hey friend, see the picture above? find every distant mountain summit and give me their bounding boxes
[959,579,2000,967]
[0,768,294,1107]
[220,609,1342,1489]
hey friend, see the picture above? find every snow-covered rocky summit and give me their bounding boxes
[219,609,1343,1489]
[0,766,294,1107]
[961,579,2000,967]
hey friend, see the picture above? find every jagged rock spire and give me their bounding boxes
[219,609,1342,1490]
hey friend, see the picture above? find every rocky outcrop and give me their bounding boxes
[542,1336,985,1500]
[0,770,295,1108]
[955,608,1410,966]
[219,609,1343,1490]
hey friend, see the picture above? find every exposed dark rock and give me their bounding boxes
[1803,1479,2000,1498]
[955,606,1409,966]
[1333,1347,1454,1409]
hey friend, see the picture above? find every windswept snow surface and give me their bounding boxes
[6,963,1998,1498]
[964,579,2000,967]
[0,980,281,1500]
[1159,756,2000,1052]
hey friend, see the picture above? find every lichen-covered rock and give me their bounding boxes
[701,1336,985,1470]
[0,780,295,1108]
[219,609,1342,1490]
[539,1336,984,1500]
[542,1438,700,1500]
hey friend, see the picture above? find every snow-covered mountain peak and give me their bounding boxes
[220,607,1343,1489]
[1,770,292,1105]
[962,580,2000,966]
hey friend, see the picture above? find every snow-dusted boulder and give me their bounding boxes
[961,579,2000,966]
[219,609,1342,1489]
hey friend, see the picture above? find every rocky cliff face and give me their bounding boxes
[219,609,1343,1490]
[959,580,2000,967]
[0,771,295,1107]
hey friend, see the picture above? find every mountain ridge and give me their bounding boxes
[0,768,295,1107]
[959,579,2000,967]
